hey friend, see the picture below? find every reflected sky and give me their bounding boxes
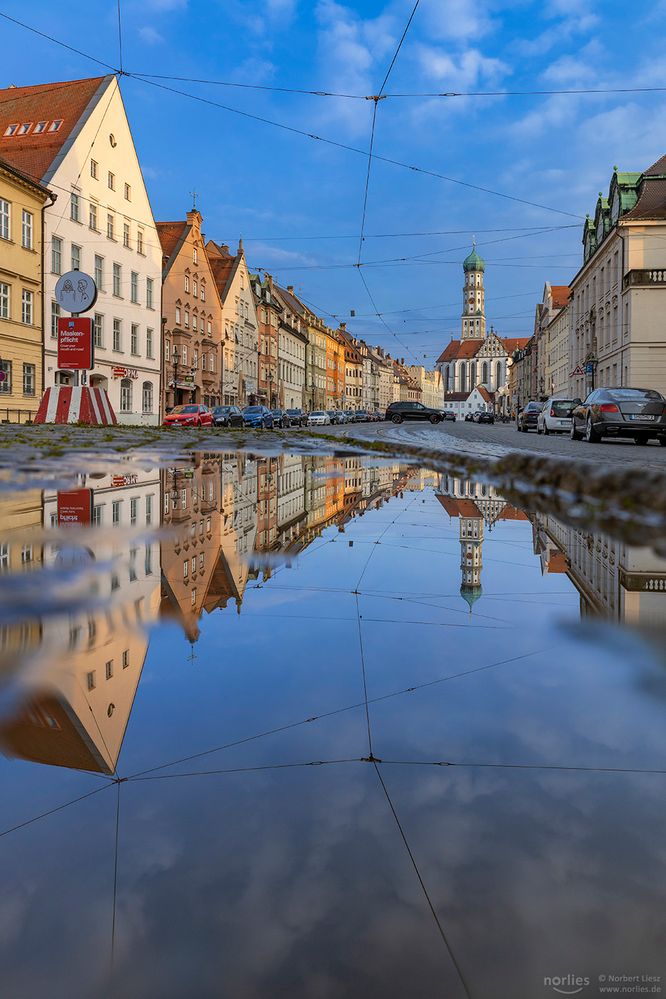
[0,452,665,999]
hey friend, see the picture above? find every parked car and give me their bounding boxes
[343,411,356,423]
[443,410,456,421]
[473,411,495,424]
[285,408,308,427]
[385,401,444,424]
[464,412,475,422]
[242,405,275,429]
[271,409,289,428]
[211,405,243,428]
[308,410,331,426]
[570,387,666,445]
[537,397,576,435]
[354,409,369,422]
[163,404,214,428]
[327,410,345,424]
[517,401,543,432]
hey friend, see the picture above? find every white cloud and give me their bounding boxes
[416,44,509,89]
[138,26,165,45]
[541,40,603,85]
[418,0,495,42]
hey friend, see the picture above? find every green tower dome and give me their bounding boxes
[461,585,482,611]
[463,247,485,272]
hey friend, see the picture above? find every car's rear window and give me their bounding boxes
[244,407,262,414]
[608,388,662,401]
[551,400,574,416]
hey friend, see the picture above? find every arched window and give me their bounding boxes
[460,364,467,393]
[482,361,489,384]
[496,361,502,387]
[470,361,476,386]
[142,381,153,414]
[120,379,132,413]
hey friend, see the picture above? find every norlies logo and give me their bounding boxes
[544,974,591,995]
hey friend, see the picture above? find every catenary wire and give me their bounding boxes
[0,11,119,72]
[377,0,421,97]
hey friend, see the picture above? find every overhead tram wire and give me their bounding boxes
[0,11,119,72]
[116,0,124,76]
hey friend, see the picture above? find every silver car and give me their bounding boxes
[537,396,576,435]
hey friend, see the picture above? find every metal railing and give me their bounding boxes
[0,407,37,424]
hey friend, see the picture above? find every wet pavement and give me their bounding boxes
[1,446,665,999]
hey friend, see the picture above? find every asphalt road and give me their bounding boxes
[323,418,666,468]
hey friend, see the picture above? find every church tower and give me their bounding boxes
[460,511,484,611]
[461,244,486,341]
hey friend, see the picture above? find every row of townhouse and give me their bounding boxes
[510,153,666,408]
[0,74,441,425]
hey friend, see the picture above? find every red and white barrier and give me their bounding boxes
[34,386,117,426]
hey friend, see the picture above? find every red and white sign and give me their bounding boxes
[58,317,94,370]
[57,488,93,526]
[112,366,139,379]
[34,386,117,425]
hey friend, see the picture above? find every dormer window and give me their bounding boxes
[3,124,18,137]
[18,123,32,135]
[48,119,63,132]
[34,121,47,134]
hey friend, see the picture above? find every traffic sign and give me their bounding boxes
[55,270,97,314]
[0,370,5,383]
[58,317,94,370]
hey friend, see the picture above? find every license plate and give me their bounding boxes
[629,414,655,421]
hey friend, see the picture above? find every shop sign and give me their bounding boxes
[112,367,139,379]
[57,317,93,370]
[57,488,93,526]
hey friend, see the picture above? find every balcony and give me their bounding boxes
[623,269,666,290]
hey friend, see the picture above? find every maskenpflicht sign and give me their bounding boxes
[55,271,98,314]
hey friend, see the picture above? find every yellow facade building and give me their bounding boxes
[0,158,53,421]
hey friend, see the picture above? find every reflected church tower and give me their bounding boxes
[459,509,484,610]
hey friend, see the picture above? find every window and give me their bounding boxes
[90,159,98,179]
[51,236,62,274]
[51,300,60,338]
[193,247,198,264]
[137,230,144,254]
[70,192,80,222]
[130,271,138,303]
[146,494,153,525]
[122,649,129,669]
[89,202,98,230]
[193,280,198,298]
[183,560,188,579]
[131,323,139,354]
[120,379,132,412]
[86,671,96,691]
[113,263,121,297]
[93,313,103,348]
[21,210,33,249]
[201,284,206,303]
[146,328,154,358]
[21,290,33,325]
[124,182,131,201]
[49,119,63,132]
[207,319,212,336]
[130,497,138,525]
[105,660,113,680]
[108,171,115,190]
[71,244,81,271]
[107,213,115,240]
[184,275,190,293]
[142,381,153,414]
[94,254,104,290]
[193,315,198,332]
[182,346,188,365]
[184,308,189,329]
[175,306,181,326]
[193,349,198,367]
[92,504,102,526]
[112,500,121,525]
[146,277,154,309]
[113,318,122,351]
[123,222,130,248]
[165,340,170,362]
[23,363,35,396]
[0,360,11,394]
[0,199,9,240]
[3,124,18,137]
[0,283,8,319]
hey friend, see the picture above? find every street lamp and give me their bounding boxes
[172,347,180,407]
[267,370,274,408]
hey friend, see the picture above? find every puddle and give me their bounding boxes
[0,450,665,999]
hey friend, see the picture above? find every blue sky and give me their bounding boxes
[2,0,666,364]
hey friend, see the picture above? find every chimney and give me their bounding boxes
[339,322,347,331]
[221,244,230,254]
[287,285,294,294]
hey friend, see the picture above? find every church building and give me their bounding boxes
[436,247,529,417]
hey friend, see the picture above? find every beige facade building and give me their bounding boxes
[207,239,259,405]
[545,301,572,398]
[407,365,443,409]
[0,158,52,420]
[570,155,666,399]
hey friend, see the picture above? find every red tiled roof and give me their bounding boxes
[436,339,483,363]
[643,153,666,177]
[443,392,468,402]
[478,386,495,403]
[547,551,569,573]
[157,221,188,272]
[436,495,482,518]
[550,285,570,309]
[206,240,238,301]
[501,336,530,354]
[498,506,529,522]
[0,76,109,182]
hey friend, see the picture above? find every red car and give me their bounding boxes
[163,404,213,428]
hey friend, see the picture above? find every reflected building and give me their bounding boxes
[437,475,528,610]
[530,513,666,626]
[0,489,44,668]
[0,469,162,773]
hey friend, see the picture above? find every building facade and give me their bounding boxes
[159,209,223,411]
[0,158,52,420]
[275,284,307,409]
[207,239,259,405]
[0,76,162,424]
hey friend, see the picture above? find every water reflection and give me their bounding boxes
[0,453,664,999]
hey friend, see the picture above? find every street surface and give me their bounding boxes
[324,419,666,469]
